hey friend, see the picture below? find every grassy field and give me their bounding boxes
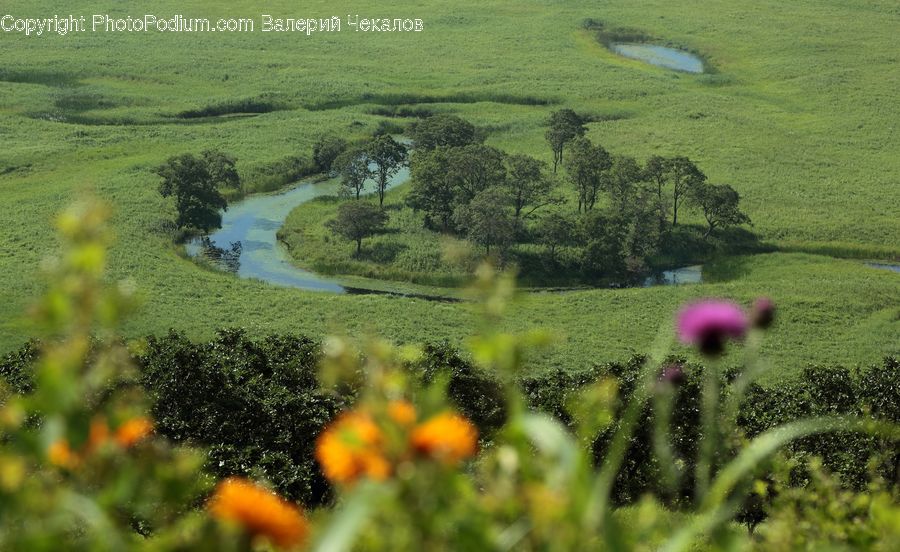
[1,0,898,377]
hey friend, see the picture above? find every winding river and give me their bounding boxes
[186,167,703,295]
[186,167,409,293]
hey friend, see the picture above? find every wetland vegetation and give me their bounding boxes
[1,2,898,547]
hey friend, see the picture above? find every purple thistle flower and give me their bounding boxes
[751,297,776,329]
[677,300,748,355]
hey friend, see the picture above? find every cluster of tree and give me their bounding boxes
[405,115,562,255]
[155,150,240,233]
[318,112,752,281]
[319,134,409,254]
[547,108,750,236]
[317,134,409,205]
[404,112,749,282]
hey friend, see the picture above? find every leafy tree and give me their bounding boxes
[545,109,587,172]
[446,144,508,202]
[366,135,408,207]
[201,150,242,192]
[578,211,627,279]
[453,187,517,255]
[644,155,672,231]
[667,157,706,226]
[689,182,751,238]
[155,153,231,233]
[411,114,480,151]
[327,201,389,255]
[313,135,349,175]
[333,147,372,200]
[618,188,662,281]
[565,137,611,212]
[505,154,560,219]
[601,155,645,216]
[537,212,577,261]
[408,144,507,231]
[407,147,457,231]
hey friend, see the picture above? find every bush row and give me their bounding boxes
[2,333,896,510]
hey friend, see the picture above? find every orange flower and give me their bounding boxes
[388,400,417,426]
[87,416,110,452]
[411,412,478,464]
[115,417,154,447]
[316,411,390,484]
[208,477,308,549]
[48,440,78,469]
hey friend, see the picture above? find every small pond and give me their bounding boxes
[610,43,704,73]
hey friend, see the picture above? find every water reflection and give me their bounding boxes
[610,43,704,73]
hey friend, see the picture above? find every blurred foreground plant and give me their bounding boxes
[310,267,900,551]
[0,201,309,551]
[1,203,898,551]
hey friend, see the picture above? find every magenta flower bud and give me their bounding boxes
[677,300,748,356]
[751,297,775,329]
[659,363,685,386]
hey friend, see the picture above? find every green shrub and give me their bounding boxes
[4,328,897,519]
[241,155,318,194]
[138,329,347,506]
[411,341,507,435]
[176,98,279,118]
[0,339,39,396]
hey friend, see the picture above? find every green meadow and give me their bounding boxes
[1,0,898,378]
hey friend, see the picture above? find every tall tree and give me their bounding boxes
[537,212,576,262]
[155,153,231,233]
[453,187,517,255]
[334,147,372,200]
[366,135,408,207]
[408,145,508,232]
[411,114,480,151]
[643,155,671,232]
[689,182,751,238]
[545,109,587,172]
[504,154,560,219]
[565,137,611,212]
[445,144,507,203]
[601,155,645,216]
[201,150,242,192]
[618,188,662,281]
[578,211,628,280]
[326,201,388,255]
[313,135,349,175]
[668,157,706,226]
[407,147,457,231]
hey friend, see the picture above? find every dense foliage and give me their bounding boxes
[139,329,347,506]
[299,112,753,287]
[155,150,240,233]
[7,335,896,518]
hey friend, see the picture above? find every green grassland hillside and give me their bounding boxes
[1,0,898,377]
